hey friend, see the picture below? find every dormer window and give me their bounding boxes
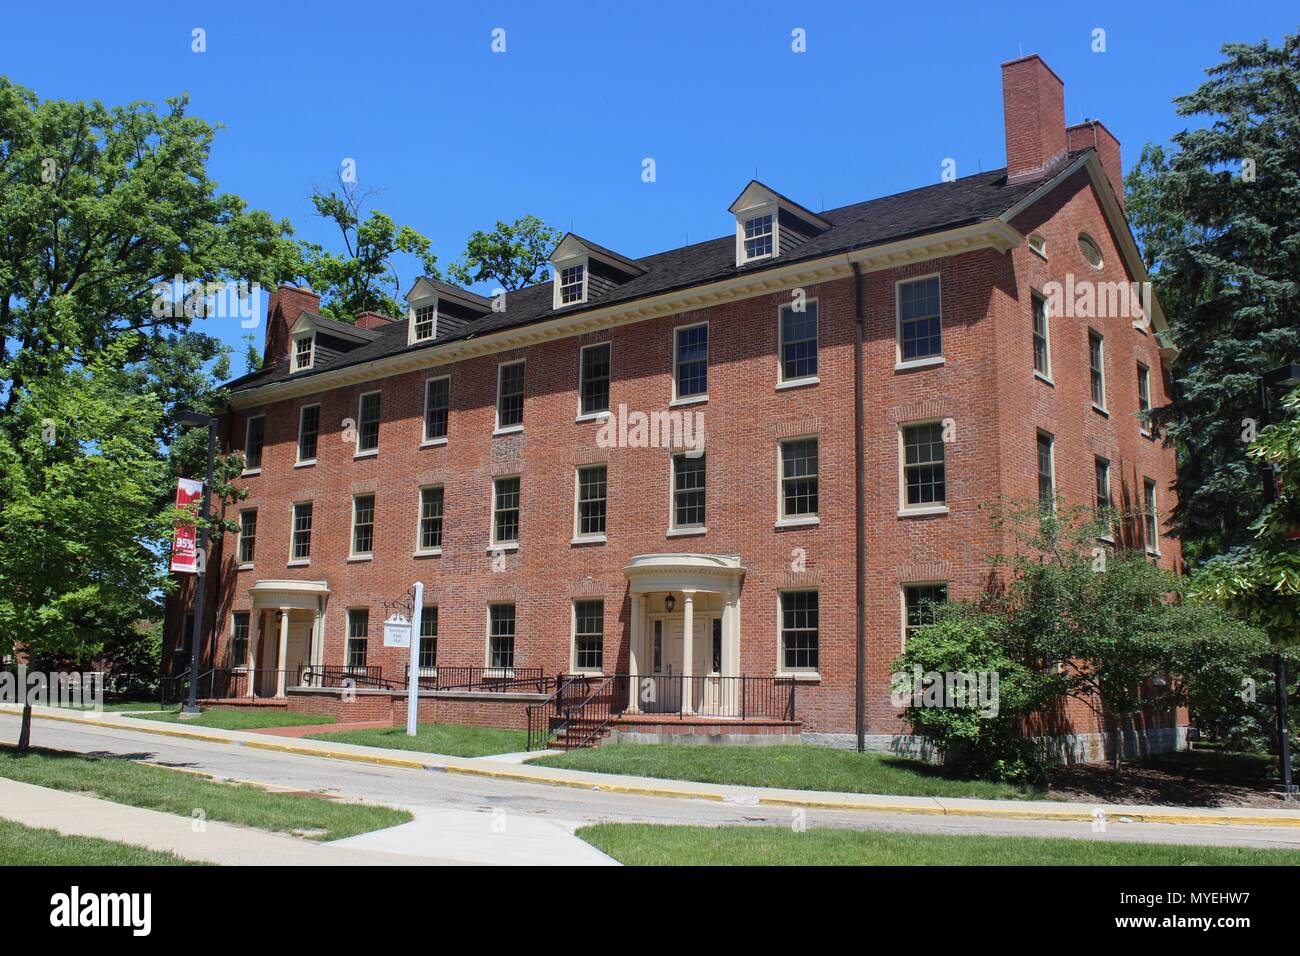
[742,213,774,262]
[559,263,586,305]
[728,181,830,269]
[413,304,436,341]
[293,334,314,372]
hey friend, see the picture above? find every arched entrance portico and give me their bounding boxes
[623,553,744,715]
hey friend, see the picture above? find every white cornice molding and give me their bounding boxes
[228,219,1022,410]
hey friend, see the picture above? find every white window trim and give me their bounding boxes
[776,435,820,524]
[572,464,608,545]
[485,603,517,674]
[295,403,320,466]
[237,508,256,569]
[668,451,706,535]
[1137,362,1153,437]
[292,332,315,372]
[242,414,265,476]
[671,320,709,405]
[1095,457,1115,543]
[735,203,778,266]
[1038,430,1057,513]
[1032,290,1053,382]
[576,341,613,420]
[1144,479,1161,556]
[570,599,605,675]
[412,302,438,343]
[423,374,451,445]
[553,256,589,309]
[414,483,444,557]
[349,493,375,561]
[898,419,950,517]
[288,500,312,566]
[777,298,819,387]
[229,611,251,669]
[494,360,526,434]
[775,589,821,679]
[355,390,381,457]
[490,474,521,548]
[900,581,949,650]
[1028,234,1048,260]
[895,273,943,366]
[1089,329,1108,414]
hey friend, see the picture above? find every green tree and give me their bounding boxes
[299,180,440,322]
[447,214,561,292]
[1124,34,1300,561]
[0,336,169,750]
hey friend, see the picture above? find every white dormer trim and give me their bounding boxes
[287,313,317,373]
[728,181,830,269]
[552,253,589,310]
[408,296,438,345]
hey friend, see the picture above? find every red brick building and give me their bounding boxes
[166,55,1183,756]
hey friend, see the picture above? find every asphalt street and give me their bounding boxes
[2,712,1298,851]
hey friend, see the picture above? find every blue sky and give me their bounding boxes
[3,1,1294,364]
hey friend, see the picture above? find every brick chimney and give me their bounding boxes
[263,285,321,367]
[354,310,397,331]
[1002,55,1068,184]
[1068,119,1124,211]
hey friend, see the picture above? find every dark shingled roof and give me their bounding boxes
[228,163,1062,395]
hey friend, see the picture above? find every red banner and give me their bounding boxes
[170,478,204,573]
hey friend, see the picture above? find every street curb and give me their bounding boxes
[9,706,1300,828]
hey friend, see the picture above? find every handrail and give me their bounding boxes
[526,673,590,751]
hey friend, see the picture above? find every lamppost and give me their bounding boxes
[177,410,216,716]
[1259,363,1300,796]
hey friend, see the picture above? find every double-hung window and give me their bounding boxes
[575,465,607,539]
[424,377,449,442]
[357,392,381,453]
[291,502,313,561]
[579,343,611,416]
[779,438,819,520]
[1138,363,1152,435]
[573,600,604,672]
[898,276,942,363]
[351,494,375,557]
[297,404,320,462]
[671,453,706,530]
[496,362,525,429]
[901,423,947,510]
[903,584,948,644]
[413,304,436,341]
[489,604,516,669]
[238,509,257,565]
[780,591,819,673]
[559,264,586,305]
[1089,331,1106,409]
[742,213,774,261]
[419,607,438,672]
[1144,479,1160,554]
[674,324,708,401]
[244,415,265,471]
[492,477,520,546]
[346,609,369,670]
[1032,294,1051,377]
[419,486,444,552]
[1037,432,1056,511]
[230,612,250,668]
[779,302,818,383]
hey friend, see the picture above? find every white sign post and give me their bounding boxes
[407,582,424,736]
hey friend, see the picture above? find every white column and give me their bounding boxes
[681,591,694,715]
[246,612,260,698]
[627,594,642,713]
[275,608,290,697]
[724,590,741,715]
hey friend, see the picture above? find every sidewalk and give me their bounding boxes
[9,704,1300,829]
[0,777,442,866]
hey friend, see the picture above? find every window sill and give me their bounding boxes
[670,394,708,408]
[775,516,820,529]
[413,548,443,558]
[492,425,524,437]
[895,356,945,372]
[1034,371,1055,387]
[347,554,372,563]
[1092,403,1109,417]
[287,559,311,568]
[1097,534,1115,544]
[570,668,604,677]
[571,535,607,546]
[666,526,707,538]
[575,411,611,423]
[776,376,819,391]
[488,542,519,553]
[1140,429,1154,440]
[1147,548,1162,558]
[353,449,378,460]
[237,563,254,572]
[241,468,261,478]
[1029,247,1049,262]
[294,460,316,469]
[1133,320,1150,334]
[776,672,822,682]
[898,506,949,518]
[420,437,448,448]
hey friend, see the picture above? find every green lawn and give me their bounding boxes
[127,707,336,730]
[308,722,527,757]
[0,817,202,866]
[0,748,409,841]
[531,744,1034,799]
[579,824,1300,866]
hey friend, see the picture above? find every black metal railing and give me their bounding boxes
[162,664,394,701]
[525,674,797,750]
[302,665,394,690]
[408,665,548,694]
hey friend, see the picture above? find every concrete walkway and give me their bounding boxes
[10,704,1300,830]
[0,778,439,866]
